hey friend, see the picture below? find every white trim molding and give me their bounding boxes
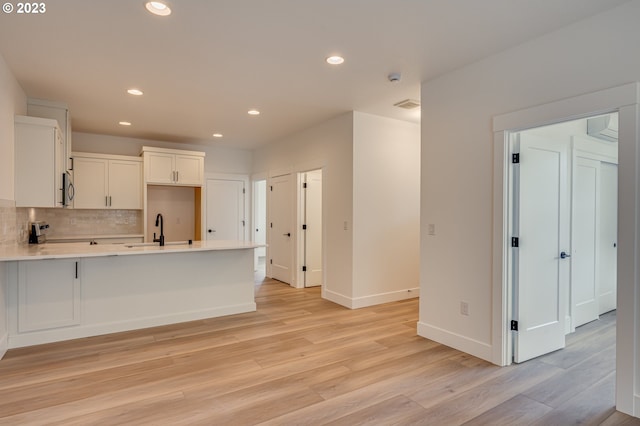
[417,321,493,362]
[492,82,639,417]
[324,287,419,309]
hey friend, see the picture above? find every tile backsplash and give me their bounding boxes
[0,206,143,246]
[0,205,28,245]
[24,208,143,239]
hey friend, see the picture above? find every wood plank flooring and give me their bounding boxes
[0,275,637,425]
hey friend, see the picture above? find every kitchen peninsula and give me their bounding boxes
[0,240,262,352]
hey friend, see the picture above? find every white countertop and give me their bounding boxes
[46,234,145,242]
[0,240,264,261]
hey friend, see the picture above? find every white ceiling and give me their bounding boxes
[0,0,629,150]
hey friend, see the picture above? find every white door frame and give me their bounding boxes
[492,83,639,416]
[296,168,324,289]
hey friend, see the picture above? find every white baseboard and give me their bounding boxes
[323,289,353,308]
[0,331,7,360]
[635,394,640,418]
[417,321,493,362]
[351,287,420,309]
[8,303,256,349]
[323,288,420,309]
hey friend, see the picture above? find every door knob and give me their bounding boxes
[560,251,571,259]
[283,233,291,237]
[208,229,216,233]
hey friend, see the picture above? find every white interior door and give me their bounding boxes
[303,170,323,287]
[571,157,600,328]
[514,133,570,363]
[270,174,293,284]
[598,162,618,314]
[206,179,245,241]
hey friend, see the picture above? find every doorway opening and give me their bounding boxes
[507,113,618,363]
[298,169,323,288]
[492,83,638,416]
[253,179,267,278]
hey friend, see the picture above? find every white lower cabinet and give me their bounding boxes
[16,259,81,333]
[72,153,142,209]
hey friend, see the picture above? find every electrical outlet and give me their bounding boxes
[427,224,436,236]
[460,301,469,316]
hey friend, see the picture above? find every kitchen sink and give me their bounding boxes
[125,241,191,248]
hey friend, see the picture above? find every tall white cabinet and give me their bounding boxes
[14,116,65,208]
[72,153,143,210]
[27,98,72,171]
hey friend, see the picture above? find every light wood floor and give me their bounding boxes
[0,275,638,425]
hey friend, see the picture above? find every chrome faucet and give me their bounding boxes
[153,213,165,246]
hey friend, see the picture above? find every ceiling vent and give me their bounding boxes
[587,114,618,142]
[393,99,420,109]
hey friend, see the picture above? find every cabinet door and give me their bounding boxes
[14,120,59,208]
[175,154,203,186]
[146,152,175,184]
[109,160,142,209]
[73,157,109,208]
[18,259,81,332]
[28,101,72,171]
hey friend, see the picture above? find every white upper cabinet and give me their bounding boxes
[27,98,72,171]
[72,153,142,209]
[141,146,205,186]
[15,116,65,208]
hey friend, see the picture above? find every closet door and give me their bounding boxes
[571,157,600,328]
[598,162,617,314]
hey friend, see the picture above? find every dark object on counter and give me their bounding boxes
[29,221,49,244]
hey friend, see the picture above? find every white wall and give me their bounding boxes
[352,112,420,306]
[253,111,420,307]
[73,132,253,175]
[418,0,640,410]
[0,52,26,359]
[253,112,354,300]
[0,54,26,201]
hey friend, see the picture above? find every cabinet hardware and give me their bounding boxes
[105,196,108,207]
[75,262,78,279]
[109,196,112,207]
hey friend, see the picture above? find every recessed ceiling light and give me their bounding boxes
[326,56,345,65]
[248,109,260,116]
[144,1,171,16]
[119,121,132,126]
[127,88,144,96]
[212,133,223,138]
